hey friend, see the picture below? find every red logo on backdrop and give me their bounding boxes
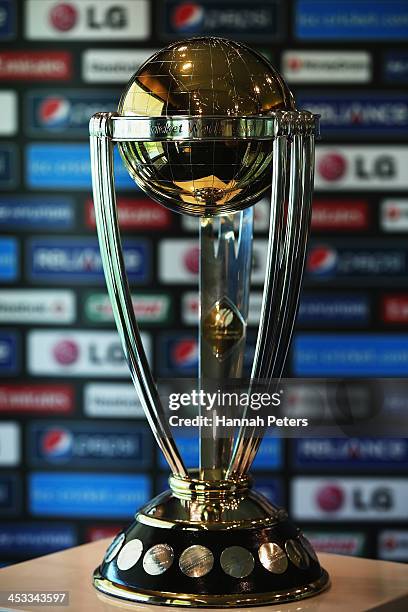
[382,295,408,323]
[183,246,200,274]
[287,56,303,71]
[318,153,347,181]
[53,340,79,365]
[49,3,78,31]
[316,485,344,512]
[0,52,72,80]
[86,198,171,230]
[86,526,125,542]
[0,385,74,414]
[312,200,369,231]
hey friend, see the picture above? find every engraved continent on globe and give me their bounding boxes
[118,37,295,216]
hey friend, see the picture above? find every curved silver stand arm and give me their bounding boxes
[227,134,315,478]
[89,112,187,478]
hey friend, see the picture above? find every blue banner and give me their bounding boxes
[0,523,76,557]
[0,331,19,375]
[298,293,370,325]
[294,334,408,376]
[297,92,408,137]
[293,438,408,469]
[0,145,17,188]
[29,473,150,518]
[0,195,74,229]
[28,237,150,284]
[0,474,21,516]
[384,51,408,83]
[26,144,137,190]
[296,1,408,40]
[0,0,14,39]
[0,237,18,281]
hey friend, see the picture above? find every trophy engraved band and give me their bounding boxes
[90,37,329,606]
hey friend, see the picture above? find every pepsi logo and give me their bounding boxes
[49,3,78,32]
[183,246,200,274]
[172,339,198,369]
[38,97,70,128]
[318,153,347,182]
[53,340,79,365]
[316,484,344,512]
[306,246,338,277]
[172,2,204,33]
[41,428,72,459]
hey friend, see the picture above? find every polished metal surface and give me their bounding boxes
[199,209,253,479]
[285,539,310,570]
[91,113,319,141]
[117,37,294,216]
[117,539,143,571]
[104,532,125,563]
[227,133,316,478]
[137,480,285,530]
[90,34,323,607]
[94,568,330,607]
[179,545,214,578]
[143,544,174,576]
[258,543,288,574]
[220,546,254,578]
[299,535,319,563]
[89,113,187,479]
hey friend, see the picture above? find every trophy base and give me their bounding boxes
[93,475,330,607]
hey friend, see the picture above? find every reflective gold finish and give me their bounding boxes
[220,546,255,579]
[135,473,286,530]
[179,546,214,578]
[117,37,294,216]
[203,298,245,361]
[258,543,288,574]
[143,544,174,576]
[93,569,331,607]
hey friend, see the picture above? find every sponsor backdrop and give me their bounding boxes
[0,0,407,564]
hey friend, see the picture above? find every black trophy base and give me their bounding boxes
[93,480,330,607]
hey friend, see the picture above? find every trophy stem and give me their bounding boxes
[199,210,253,480]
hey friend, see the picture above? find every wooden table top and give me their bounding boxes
[0,538,407,612]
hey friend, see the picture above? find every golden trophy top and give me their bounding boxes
[116,37,295,216]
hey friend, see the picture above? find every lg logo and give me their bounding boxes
[318,152,396,182]
[50,3,128,32]
[316,484,393,513]
[53,339,125,366]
